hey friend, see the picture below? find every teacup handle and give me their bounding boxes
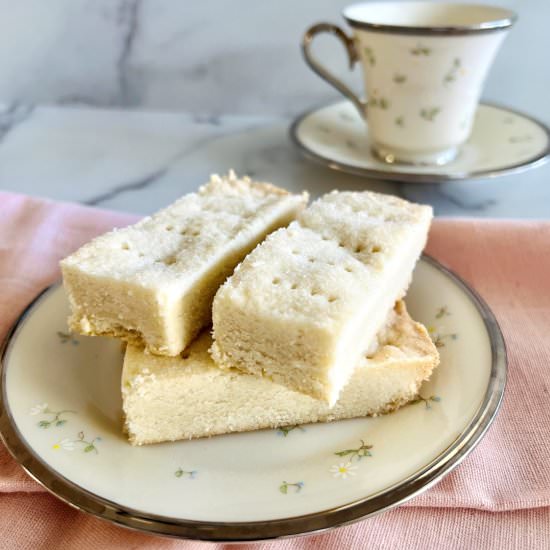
[302,23,367,118]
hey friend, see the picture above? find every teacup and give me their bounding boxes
[302,2,516,165]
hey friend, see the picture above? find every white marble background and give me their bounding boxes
[0,0,547,118]
[0,0,548,217]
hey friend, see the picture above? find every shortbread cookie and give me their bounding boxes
[122,301,439,445]
[211,190,432,404]
[61,172,308,356]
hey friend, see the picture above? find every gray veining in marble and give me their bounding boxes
[0,0,548,120]
[0,104,34,142]
[0,2,548,218]
[1,103,548,218]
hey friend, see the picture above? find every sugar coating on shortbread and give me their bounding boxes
[211,190,433,404]
[122,301,439,445]
[61,172,308,356]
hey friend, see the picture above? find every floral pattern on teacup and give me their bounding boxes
[393,73,407,85]
[363,46,376,67]
[420,107,441,122]
[443,58,462,86]
[370,97,390,110]
[410,43,431,56]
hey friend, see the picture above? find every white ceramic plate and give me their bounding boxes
[0,256,505,541]
[290,100,550,183]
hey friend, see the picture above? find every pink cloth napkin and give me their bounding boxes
[1,192,549,549]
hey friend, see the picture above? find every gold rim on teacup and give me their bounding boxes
[343,2,516,35]
[302,2,517,167]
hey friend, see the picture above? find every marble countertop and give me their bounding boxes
[1,0,548,121]
[0,0,549,217]
[1,102,549,218]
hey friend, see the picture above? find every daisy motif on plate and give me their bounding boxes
[53,438,75,451]
[330,462,358,480]
[29,403,49,416]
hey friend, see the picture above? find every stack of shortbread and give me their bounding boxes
[61,171,439,445]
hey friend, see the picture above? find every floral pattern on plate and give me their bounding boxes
[279,481,304,494]
[276,425,305,437]
[429,305,458,348]
[53,431,101,454]
[175,468,197,479]
[329,462,358,480]
[334,440,373,462]
[30,403,76,429]
[57,331,79,345]
[0,256,505,528]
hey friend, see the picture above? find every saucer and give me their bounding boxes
[290,100,550,183]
